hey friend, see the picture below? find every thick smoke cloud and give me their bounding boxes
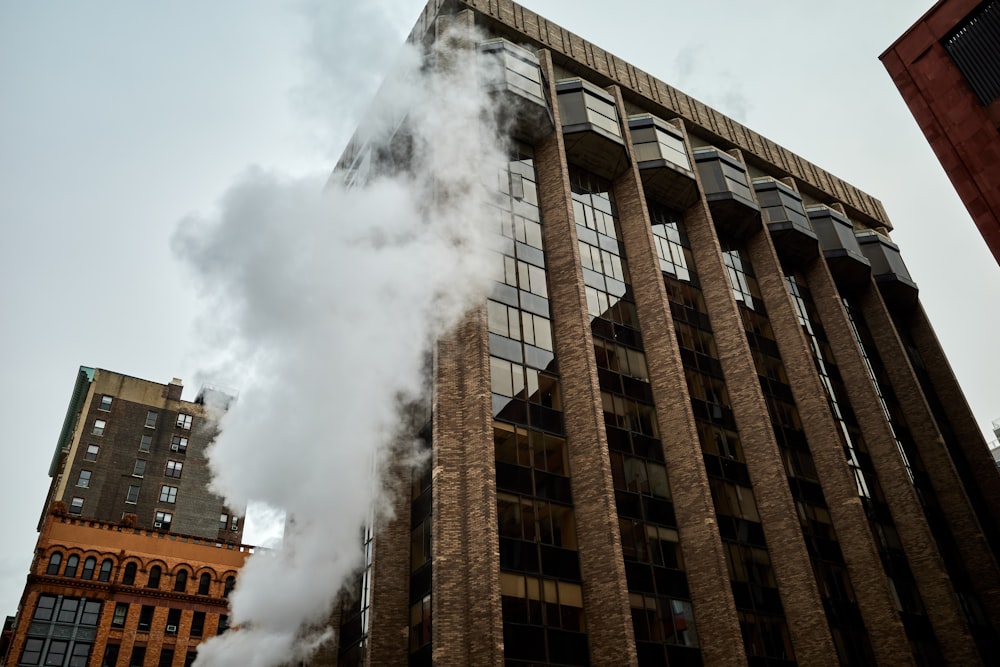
[174,15,509,667]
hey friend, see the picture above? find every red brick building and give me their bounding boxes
[1,511,251,667]
[882,0,1000,264]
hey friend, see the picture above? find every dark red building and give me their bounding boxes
[882,0,1000,265]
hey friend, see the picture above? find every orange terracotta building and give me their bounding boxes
[2,509,252,667]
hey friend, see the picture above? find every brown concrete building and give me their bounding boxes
[882,0,1000,265]
[1,511,251,667]
[327,2,1000,666]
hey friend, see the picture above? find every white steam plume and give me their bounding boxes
[174,21,509,667]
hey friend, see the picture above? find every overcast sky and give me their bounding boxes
[2,0,998,619]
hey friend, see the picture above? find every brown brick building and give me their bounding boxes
[2,369,249,667]
[40,368,242,543]
[1,511,251,667]
[331,1,1000,666]
[882,0,1000,265]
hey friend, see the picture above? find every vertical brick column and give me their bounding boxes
[905,305,1000,557]
[805,262,981,665]
[532,51,637,667]
[365,462,412,666]
[744,232,912,665]
[861,291,1000,637]
[432,306,504,667]
[681,139,838,667]
[608,91,744,667]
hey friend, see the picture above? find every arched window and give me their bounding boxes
[223,576,236,598]
[197,573,211,595]
[81,557,96,580]
[147,565,162,589]
[174,569,188,593]
[46,552,62,575]
[64,555,79,578]
[98,559,113,582]
[123,562,137,586]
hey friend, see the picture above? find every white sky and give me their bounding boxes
[2,0,998,618]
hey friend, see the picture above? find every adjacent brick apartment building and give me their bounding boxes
[2,369,249,666]
[331,1,1000,666]
[882,0,1000,265]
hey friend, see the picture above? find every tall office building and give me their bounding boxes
[882,0,1000,265]
[331,2,1000,666]
[2,368,250,667]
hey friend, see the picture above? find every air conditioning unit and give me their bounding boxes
[231,526,239,531]
[171,444,180,452]
[153,521,163,528]
[166,625,178,633]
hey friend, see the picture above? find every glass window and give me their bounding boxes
[158,649,175,667]
[112,603,129,628]
[138,435,152,452]
[129,646,146,666]
[69,497,84,515]
[33,595,57,621]
[57,598,78,623]
[159,485,178,504]
[176,413,192,430]
[69,642,91,667]
[174,570,188,592]
[123,562,137,586]
[45,640,68,665]
[231,516,239,532]
[81,557,96,580]
[98,559,113,582]
[224,576,236,598]
[84,445,99,461]
[92,420,106,436]
[154,511,172,529]
[218,614,230,634]
[219,514,228,532]
[133,460,146,477]
[171,436,188,453]
[191,611,206,637]
[80,600,101,626]
[165,461,183,478]
[98,395,113,411]
[46,553,62,576]
[198,573,211,595]
[21,637,44,665]
[147,565,161,589]
[126,485,140,504]
[144,411,158,428]
[138,605,154,631]
[102,644,120,667]
[166,608,181,634]
[76,470,92,488]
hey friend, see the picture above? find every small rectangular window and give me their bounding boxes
[137,605,154,631]
[171,436,188,453]
[84,444,100,461]
[166,608,181,634]
[99,395,113,411]
[159,485,178,504]
[133,460,146,477]
[129,646,146,667]
[220,514,228,532]
[165,461,183,478]
[158,649,175,667]
[69,497,84,514]
[112,603,129,628]
[191,611,205,637]
[77,470,92,488]
[139,435,152,453]
[126,485,140,504]
[92,420,106,436]
[154,511,173,529]
[102,644,120,667]
[145,411,158,428]
[176,413,193,430]
[218,614,229,634]
[231,516,239,532]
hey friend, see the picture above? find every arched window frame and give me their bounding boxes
[147,565,162,589]
[98,559,113,582]
[45,552,62,576]
[197,573,211,595]
[81,557,97,580]
[123,562,138,586]
[174,569,188,593]
[64,555,79,578]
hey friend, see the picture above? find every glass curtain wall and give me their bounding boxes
[570,170,701,667]
[652,204,794,667]
[490,144,589,666]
